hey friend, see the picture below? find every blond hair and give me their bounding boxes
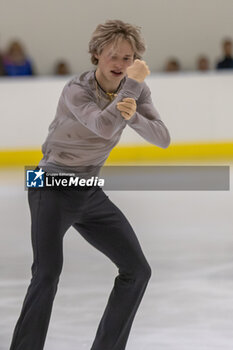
[88,20,146,65]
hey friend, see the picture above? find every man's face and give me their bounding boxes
[95,39,134,86]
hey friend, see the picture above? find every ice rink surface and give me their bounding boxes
[0,165,233,350]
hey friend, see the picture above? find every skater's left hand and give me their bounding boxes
[117,98,136,120]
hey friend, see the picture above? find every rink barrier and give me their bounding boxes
[0,142,233,166]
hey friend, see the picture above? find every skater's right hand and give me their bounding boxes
[126,59,150,83]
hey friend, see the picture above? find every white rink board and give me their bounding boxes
[0,71,233,149]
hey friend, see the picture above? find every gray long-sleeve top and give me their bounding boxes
[38,70,170,176]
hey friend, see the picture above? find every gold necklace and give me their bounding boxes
[95,80,118,103]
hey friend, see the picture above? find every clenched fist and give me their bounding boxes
[117,98,137,120]
[126,59,150,83]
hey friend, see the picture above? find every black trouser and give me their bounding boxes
[9,185,151,350]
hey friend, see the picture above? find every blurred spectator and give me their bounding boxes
[216,38,233,70]
[197,55,210,71]
[0,37,5,75]
[54,60,71,75]
[3,40,34,76]
[0,51,5,75]
[164,58,181,72]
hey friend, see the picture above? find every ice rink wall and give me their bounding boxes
[0,72,233,166]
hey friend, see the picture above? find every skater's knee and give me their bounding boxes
[120,261,152,285]
[136,261,152,282]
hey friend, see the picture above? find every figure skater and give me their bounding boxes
[9,19,170,350]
